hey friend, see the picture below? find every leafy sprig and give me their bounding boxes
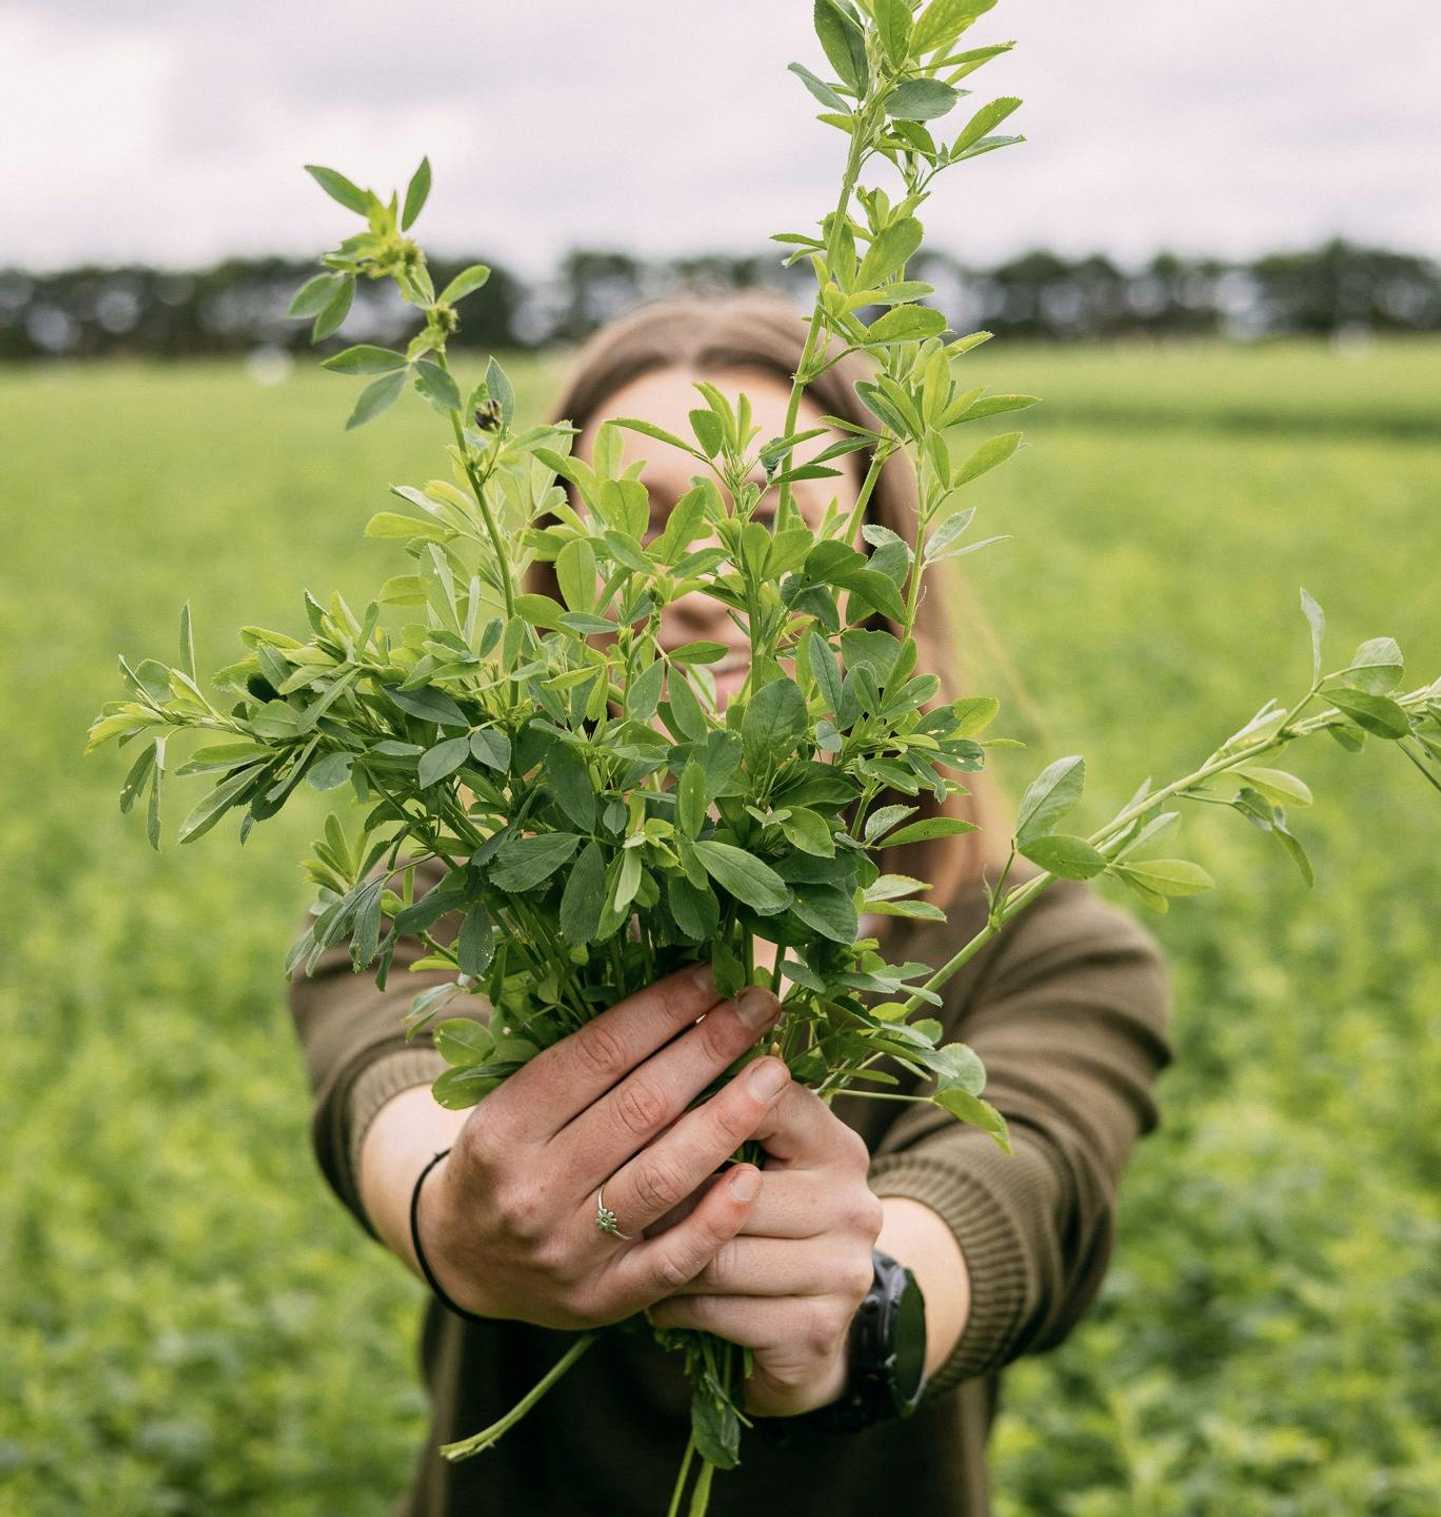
[88,1,1441,1511]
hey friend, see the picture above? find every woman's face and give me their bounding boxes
[574,365,858,705]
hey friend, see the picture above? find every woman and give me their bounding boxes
[289,292,1172,1516]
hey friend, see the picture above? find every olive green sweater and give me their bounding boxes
[288,860,1171,1516]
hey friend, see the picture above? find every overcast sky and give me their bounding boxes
[3,0,1437,277]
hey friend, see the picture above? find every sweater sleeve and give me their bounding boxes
[862,876,1172,1406]
[286,854,464,1242]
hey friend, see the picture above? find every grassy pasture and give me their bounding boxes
[1,338,1438,1515]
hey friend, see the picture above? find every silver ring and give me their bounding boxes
[594,1184,631,1241]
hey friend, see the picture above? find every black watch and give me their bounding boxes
[752,1248,928,1443]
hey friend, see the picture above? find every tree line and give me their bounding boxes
[1,239,1436,361]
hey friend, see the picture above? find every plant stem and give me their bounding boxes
[666,1434,697,1517]
[438,1332,596,1462]
[775,124,871,533]
[897,681,1441,1017]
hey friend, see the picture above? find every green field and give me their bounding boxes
[3,339,1439,1515]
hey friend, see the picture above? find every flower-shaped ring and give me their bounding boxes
[594,1184,632,1241]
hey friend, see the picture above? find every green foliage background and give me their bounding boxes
[3,338,1439,1515]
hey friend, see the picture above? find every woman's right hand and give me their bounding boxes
[415,964,790,1331]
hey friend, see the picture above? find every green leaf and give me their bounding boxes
[1272,811,1315,888]
[1233,765,1314,809]
[1344,636,1404,695]
[322,344,408,375]
[385,682,468,728]
[289,272,346,318]
[418,736,470,787]
[693,841,791,915]
[1015,754,1085,845]
[954,430,1022,485]
[780,807,835,858]
[439,263,492,305]
[886,78,959,121]
[311,277,354,342]
[668,873,720,940]
[489,832,581,893]
[304,163,370,214]
[666,670,708,742]
[806,631,844,717]
[874,0,912,66]
[147,738,165,849]
[678,758,708,840]
[626,659,665,722]
[345,369,407,430]
[176,764,261,845]
[790,882,858,942]
[1018,832,1108,880]
[917,1040,986,1095]
[1326,686,1411,740]
[688,408,724,458]
[544,742,596,831]
[560,841,607,945]
[879,815,978,847]
[950,97,1022,156]
[485,356,514,428]
[858,218,924,288]
[308,751,353,791]
[364,511,449,543]
[178,602,196,682]
[1116,858,1215,897]
[788,61,847,111]
[119,742,156,815]
[865,804,917,843]
[913,0,996,55]
[457,904,495,976]
[434,1016,493,1067]
[813,0,868,95]
[1299,586,1325,686]
[556,538,598,615]
[413,359,461,414]
[742,677,807,776]
[401,156,431,231]
[866,304,949,344]
[609,416,697,455]
[469,727,511,771]
[933,1086,1010,1151]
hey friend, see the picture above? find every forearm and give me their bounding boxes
[358,1083,468,1276]
[877,1195,970,1382]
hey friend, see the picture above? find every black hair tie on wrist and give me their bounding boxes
[409,1147,489,1326]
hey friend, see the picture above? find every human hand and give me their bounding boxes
[645,1083,883,1417]
[415,964,790,1331]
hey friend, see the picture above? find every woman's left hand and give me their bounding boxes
[645,1082,884,1417]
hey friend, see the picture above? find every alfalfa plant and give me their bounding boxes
[89,1,1441,1511]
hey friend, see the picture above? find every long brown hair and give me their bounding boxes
[533,290,1011,907]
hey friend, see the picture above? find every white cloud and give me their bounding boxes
[2,0,1436,276]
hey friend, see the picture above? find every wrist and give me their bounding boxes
[411,1148,496,1322]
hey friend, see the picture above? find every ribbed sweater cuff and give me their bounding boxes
[867,1148,1031,1404]
[342,1046,448,1237]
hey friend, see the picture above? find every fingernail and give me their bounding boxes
[735,986,779,1031]
[730,1166,760,1202]
[747,1057,789,1100]
[690,963,716,994]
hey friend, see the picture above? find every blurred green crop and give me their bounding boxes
[2,339,1439,1516]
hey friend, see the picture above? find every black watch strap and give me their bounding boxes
[752,1248,928,1444]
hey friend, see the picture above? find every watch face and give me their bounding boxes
[892,1270,928,1407]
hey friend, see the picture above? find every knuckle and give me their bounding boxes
[840,1124,871,1171]
[698,1010,738,1065]
[632,1154,687,1216]
[704,1238,739,1286]
[493,1181,547,1243]
[841,1252,875,1301]
[711,1092,757,1148]
[654,1246,701,1291]
[847,1190,885,1241]
[570,1020,629,1081]
[613,1077,668,1139]
[806,1300,846,1359]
